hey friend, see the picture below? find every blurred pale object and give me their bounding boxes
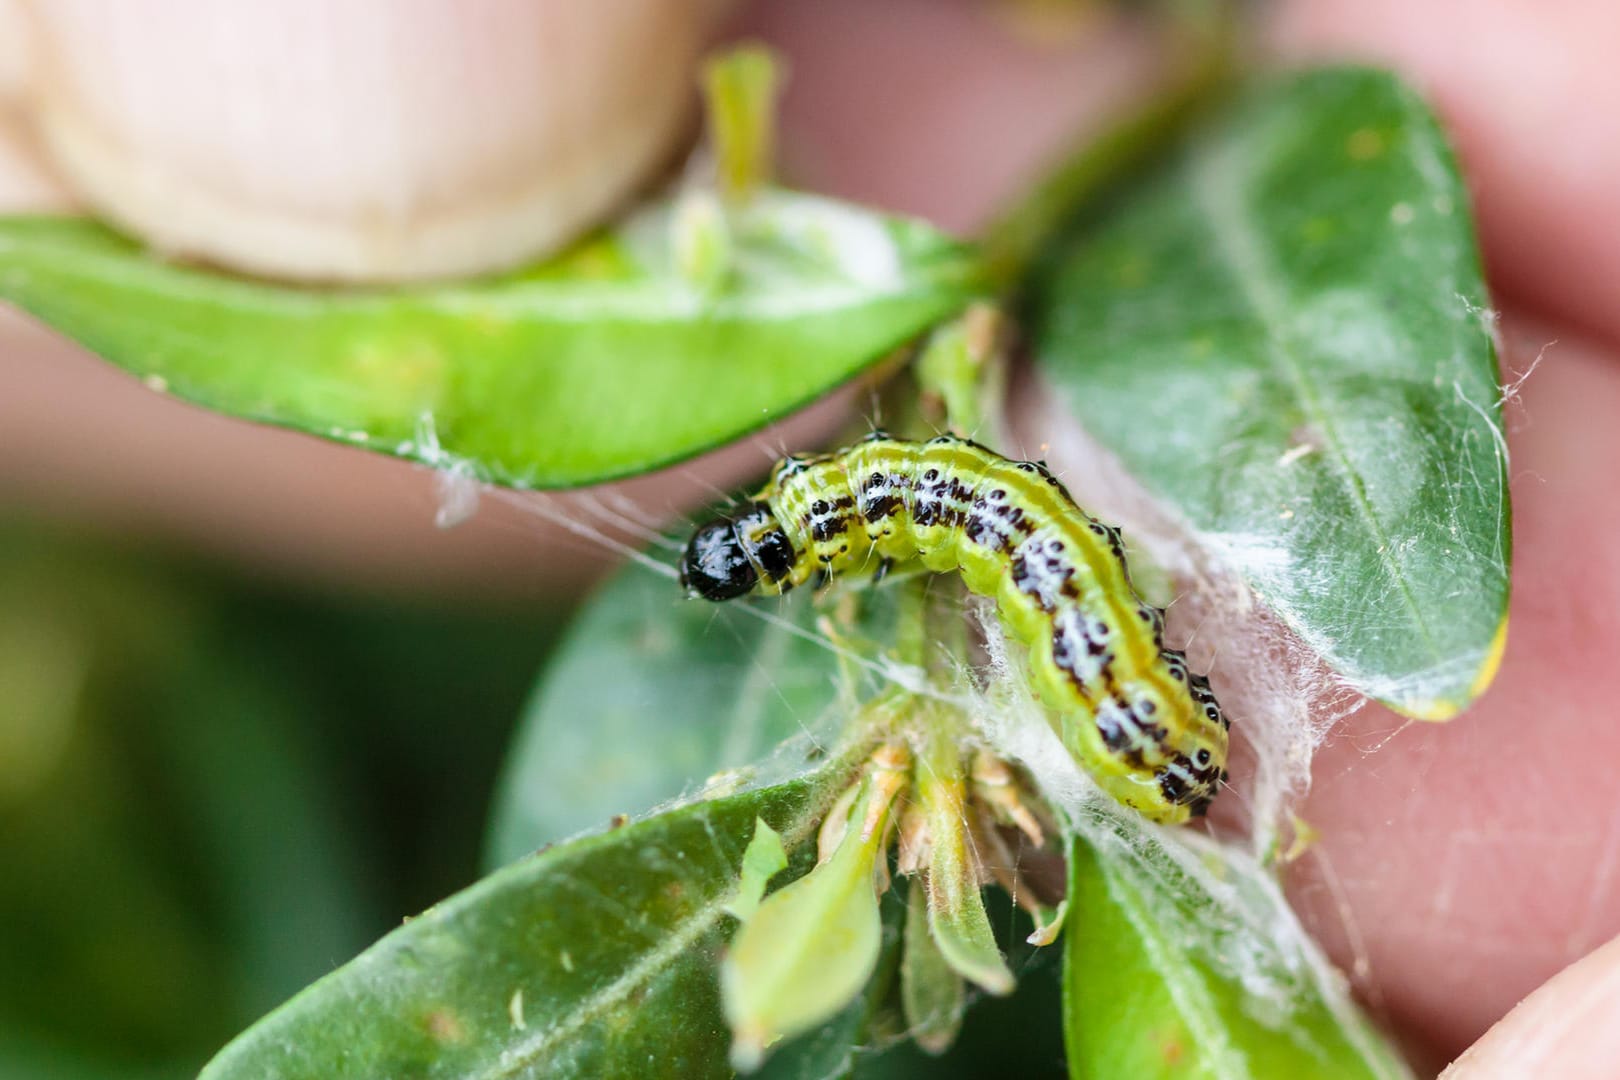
[0,0,73,213]
[7,0,725,281]
[0,108,73,210]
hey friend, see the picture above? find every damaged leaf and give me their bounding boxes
[1026,67,1509,719]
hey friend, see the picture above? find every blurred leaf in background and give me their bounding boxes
[0,521,562,1076]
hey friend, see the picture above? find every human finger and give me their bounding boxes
[6,0,725,282]
[1442,929,1620,1079]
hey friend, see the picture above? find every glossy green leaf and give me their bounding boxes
[1025,67,1508,719]
[486,562,903,867]
[202,780,828,1080]
[1063,825,1409,1080]
[0,192,980,489]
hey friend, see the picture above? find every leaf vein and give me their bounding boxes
[1188,131,1443,670]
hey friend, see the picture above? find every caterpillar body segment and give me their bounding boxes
[679,433,1229,824]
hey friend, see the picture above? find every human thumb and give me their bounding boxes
[7,0,728,282]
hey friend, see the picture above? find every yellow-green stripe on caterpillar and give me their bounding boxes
[679,432,1229,824]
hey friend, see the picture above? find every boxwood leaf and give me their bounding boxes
[1024,67,1509,719]
[0,191,979,489]
[486,562,904,868]
[201,780,831,1080]
[1063,824,1411,1080]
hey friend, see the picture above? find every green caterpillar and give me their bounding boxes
[680,432,1229,824]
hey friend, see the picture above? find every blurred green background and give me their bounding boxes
[0,517,562,1077]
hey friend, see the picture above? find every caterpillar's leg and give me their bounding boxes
[871,557,895,586]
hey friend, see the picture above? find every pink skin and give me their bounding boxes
[1272,0,1620,348]
[1292,319,1620,1068]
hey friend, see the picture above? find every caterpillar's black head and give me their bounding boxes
[680,517,758,601]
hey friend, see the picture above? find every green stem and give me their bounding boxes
[978,3,1238,287]
[921,705,963,790]
[929,577,973,686]
[895,575,932,672]
[702,44,783,203]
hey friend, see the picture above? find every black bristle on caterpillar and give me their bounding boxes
[679,433,1229,824]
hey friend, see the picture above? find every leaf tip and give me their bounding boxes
[728,1025,770,1073]
[723,816,789,921]
[1401,615,1510,722]
[1468,615,1511,703]
[1025,898,1070,948]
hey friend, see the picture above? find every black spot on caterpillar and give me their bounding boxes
[679,433,1229,824]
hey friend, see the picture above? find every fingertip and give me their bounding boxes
[18,0,727,282]
[1444,931,1620,1079]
